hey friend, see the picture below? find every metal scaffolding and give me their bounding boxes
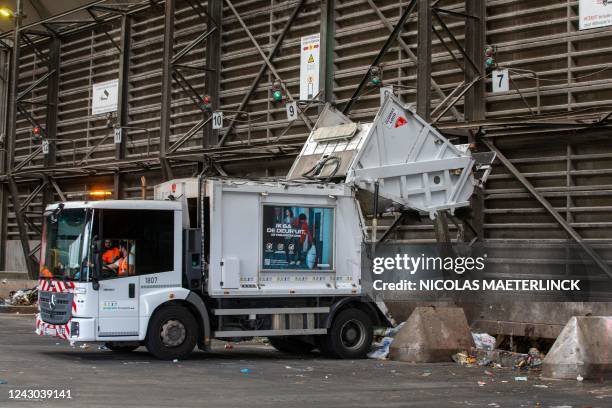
[0,0,611,282]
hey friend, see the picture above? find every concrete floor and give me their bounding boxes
[0,314,610,408]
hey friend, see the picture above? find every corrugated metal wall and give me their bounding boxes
[3,0,612,276]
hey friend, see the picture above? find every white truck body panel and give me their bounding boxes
[206,179,363,297]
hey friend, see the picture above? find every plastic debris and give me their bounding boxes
[478,381,486,386]
[240,368,251,374]
[173,359,179,363]
[472,332,496,351]
[98,345,109,350]
[576,375,583,382]
[533,384,548,388]
[225,343,233,350]
[515,376,528,381]
[368,322,406,360]
[367,336,394,360]
[80,343,89,349]
[421,371,432,377]
[5,287,37,306]
[484,370,494,376]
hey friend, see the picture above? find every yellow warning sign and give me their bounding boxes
[308,54,315,63]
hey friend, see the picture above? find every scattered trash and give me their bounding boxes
[285,366,313,372]
[98,345,109,350]
[368,322,406,360]
[421,371,432,377]
[576,375,584,382]
[1,278,7,284]
[452,351,477,366]
[69,340,76,347]
[472,332,496,351]
[367,336,394,360]
[488,404,500,408]
[80,343,89,349]
[240,368,251,374]
[225,343,233,350]
[5,287,37,306]
[515,376,528,381]
[533,384,548,388]
[484,370,494,376]
[173,359,179,363]
[478,381,486,386]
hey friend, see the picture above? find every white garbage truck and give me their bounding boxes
[35,95,491,360]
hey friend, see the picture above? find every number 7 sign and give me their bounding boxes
[492,69,509,93]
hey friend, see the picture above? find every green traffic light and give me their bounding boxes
[485,57,494,67]
[273,90,283,102]
[371,77,381,86]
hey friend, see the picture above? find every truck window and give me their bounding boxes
[101,209,174,276]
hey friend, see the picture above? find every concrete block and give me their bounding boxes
[389,306,474,363]
[542,316,612,380]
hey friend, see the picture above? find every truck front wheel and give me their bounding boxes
[321,308,373,359]
[145,305,198,360]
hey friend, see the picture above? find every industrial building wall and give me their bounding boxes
[2,0,612,277]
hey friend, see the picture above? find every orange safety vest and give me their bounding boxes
[118,257,129,277]
[40,266,53,278]
[102,247,120,264]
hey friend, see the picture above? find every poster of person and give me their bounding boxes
[261,205,334,271]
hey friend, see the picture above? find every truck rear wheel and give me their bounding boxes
[321,308,373,359]
[145,305,198,360]
[268,336,315,354]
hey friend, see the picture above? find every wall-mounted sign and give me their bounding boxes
[286,101,298,121]
[92,79,119,115]
[579,0,612,30]
[492,69,509,93]
[212,111,223,130]
[261,205,334,271]
[299,34,320,101]
[114,127,122,144]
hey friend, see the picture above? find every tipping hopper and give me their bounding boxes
[287,95,488,217]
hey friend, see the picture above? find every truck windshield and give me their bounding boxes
[40,208,91,281]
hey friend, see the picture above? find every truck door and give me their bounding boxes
[97,239,139,338]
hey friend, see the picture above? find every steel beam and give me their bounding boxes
[114,13,131,199]
[159,0,174,181]
[6,0,38,278]
[320,0,335,104]
[43,35,59,208]
[416,0,432,121]
[483,139,612,279]
[218,0,305,146]
[204,0,222,147]
[343,0,417,115]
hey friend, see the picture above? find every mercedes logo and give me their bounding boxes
[49,294,57,310]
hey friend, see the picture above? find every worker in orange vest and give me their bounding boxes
[102,240,120,272]
[117,243,134,277]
